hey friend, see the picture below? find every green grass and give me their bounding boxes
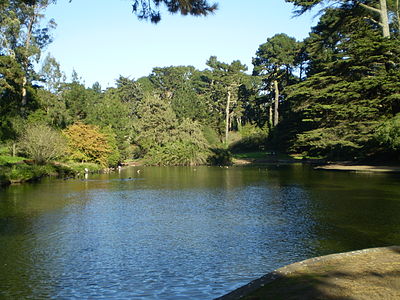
[233,152,326,161]
[123,158,144,164]
[0,155,26,166]
[289,154,325,160]
[1,164,57,183]
[0,159,106,187]
[233,152,296,160]
[63,162,103,174]
[233,151,270,159]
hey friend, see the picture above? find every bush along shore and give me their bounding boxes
[0,155,107,187]
[0,148,232,187]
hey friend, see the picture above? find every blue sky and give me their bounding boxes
[42,0,318,88]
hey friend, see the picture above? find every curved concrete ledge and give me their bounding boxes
[216,246,400,300]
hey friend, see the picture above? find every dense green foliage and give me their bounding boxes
[134,95,211,165]
[375,113,400,151]
[280,7,400,159]
[253,33,301,127]
[1,0,399,180]
[0,155,26,165]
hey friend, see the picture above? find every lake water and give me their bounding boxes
[0,165,399,299]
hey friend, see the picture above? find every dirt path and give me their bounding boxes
[216,246,400,300]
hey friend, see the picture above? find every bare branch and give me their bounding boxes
[363,16,382,26]
[358,2,381,14]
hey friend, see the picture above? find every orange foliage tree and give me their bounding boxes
[63,122,112,166]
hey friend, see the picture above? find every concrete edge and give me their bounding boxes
[214,246,400,300]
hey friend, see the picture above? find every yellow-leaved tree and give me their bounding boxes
[63,122,112,167]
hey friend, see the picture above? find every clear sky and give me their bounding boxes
[41,0,318,88]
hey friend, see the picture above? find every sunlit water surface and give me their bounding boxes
[1,165,399,299]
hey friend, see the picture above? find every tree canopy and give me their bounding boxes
[285,0,391,37]
[1,0,400,167]
[132,0,218,23]
[17,0,218,23]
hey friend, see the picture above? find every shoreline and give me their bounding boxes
[232,157,326,166]
[232,157,400,173]
[2,158,399,188]
[314,164,400,173]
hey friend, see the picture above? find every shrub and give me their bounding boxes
[0,155,26,166]
[145,141,209,166]
[144,119,211,166]
[0,145,10,155]
[63,122,113,167]
[226,131,242,146]
[4,164,56,182]
[134,95,177,153]
[18,124,67,165]
[64,162,103,174]
[229,124,269,153]
[240,123,269,137]
[202,126,221,147]
[207,148,232,166]
[101,127,121,166]
[375,114,400,151]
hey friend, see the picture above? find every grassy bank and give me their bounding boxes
[0,155,104,186]
[232,152,326,165]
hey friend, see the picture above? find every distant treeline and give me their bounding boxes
[1,0,399,167]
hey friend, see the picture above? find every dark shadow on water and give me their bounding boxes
[215,271,356,300]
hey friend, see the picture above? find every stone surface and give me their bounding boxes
[216,246,400,300]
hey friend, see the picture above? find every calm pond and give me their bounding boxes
[1,165,400,299]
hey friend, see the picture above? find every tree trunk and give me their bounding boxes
[359,0,390,37]
[299,64,303,81]
[21,5,37,108]
[21,77,28,107]
[269,105,273,127]
[225,89,231,143]
[236,116,242,130]
[397,0,400,36]
[380,0,390,38]
[273,80,279,126]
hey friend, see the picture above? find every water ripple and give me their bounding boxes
[1,166,399,299]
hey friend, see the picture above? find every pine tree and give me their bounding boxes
[204,56,248,143]
[253,33,301,127]
[286,25,400,159]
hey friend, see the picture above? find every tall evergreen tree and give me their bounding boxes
[149,66,206,121]
[286,24,400,159]
[286,0,391,37]
[39,53,65,93]
[205,56,248,143]
[0,0,56,110]
[253,33,300,127]
[86,89,133,158]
